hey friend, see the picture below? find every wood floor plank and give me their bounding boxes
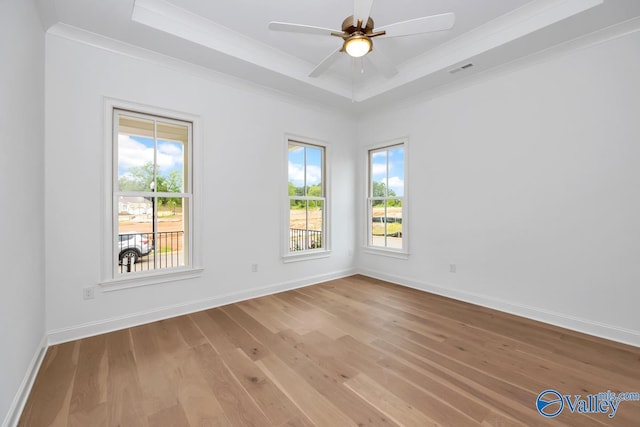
[370,338,575,427]
[276,329,360,383]
[105,329,148,427]
[278,415,315,427]
[192,343,272,426]
[309,283,449,345]
[256,353,357,427]
[130,323,180,417]
[190,310,238,355]
[344,373,439,427]
[147,403,190,427]
[289,289,380,343]
[267,330,396,426]
[205,308,268,361]
[370,337,555,426]
[236,299,292,334]
[68,334,107,425]
[178,346,233,427]
[18,341,78,427]
[19,275,640,426]
[266,293,348,338]
[331,336,483,427]
[168,313,209,348]
[376,355,491,424]
[218,348,308,425]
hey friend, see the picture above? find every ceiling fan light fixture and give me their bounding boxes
[344,34,372,58]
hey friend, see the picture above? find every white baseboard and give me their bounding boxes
[357,268,640,348]
[47,268,355,345]
[2,335,48,427]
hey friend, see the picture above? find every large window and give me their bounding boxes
[368,143,406,251]
[113,109,192,276]
[287,140,326,255]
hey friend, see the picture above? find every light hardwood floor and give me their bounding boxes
[19,275,640,426]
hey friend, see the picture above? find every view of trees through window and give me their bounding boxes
[115,110,191,274]
[369,144,405,249]
[288,141,325,252]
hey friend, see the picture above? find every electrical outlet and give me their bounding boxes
[83,287,95,300]
[449,263,457,273]
[251,263,258,273]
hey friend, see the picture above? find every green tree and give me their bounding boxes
[307,184,322,197]
[372,181,401,207]
[118,162,156,191]
[289,181,323,209]
[162,170,183,209]
[288,181,297,196]
[372,181,395,197]
[165,170,183,192]
[118,162,183,209]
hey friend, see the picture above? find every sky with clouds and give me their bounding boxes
[371,146,404,197]
[288,145,323,187]
[288,144,404,196]
[118,135,184,179]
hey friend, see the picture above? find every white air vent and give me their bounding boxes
[449,63,474,74]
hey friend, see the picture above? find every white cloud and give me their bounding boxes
[386,176,404,196]
[118,136,183,173]
[118,135,154,169]
[157,141,183,171]
[306,165,322,185]
[158,141,183,156]
[371,163,387,176]
[288,162,321,185]
[288,162,304,183]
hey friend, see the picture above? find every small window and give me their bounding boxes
[113,109,192,276]
[368,143,406,251]
[287,140,326,255]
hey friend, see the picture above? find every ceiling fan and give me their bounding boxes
[268,0,455,78]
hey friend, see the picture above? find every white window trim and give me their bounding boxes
[100,98,203,288]
[364,137,409,258]
[282,134,331,262]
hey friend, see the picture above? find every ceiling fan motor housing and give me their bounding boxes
[342,15,375,34]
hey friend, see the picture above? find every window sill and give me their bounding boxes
[99,267,204,292]
[363,247,409,260]
[282,250,331,263]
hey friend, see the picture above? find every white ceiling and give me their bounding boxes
[38,0,640,110]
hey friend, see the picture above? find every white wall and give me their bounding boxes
[44,32,356,338]
[0,0,46,425]
[357,30,640,346]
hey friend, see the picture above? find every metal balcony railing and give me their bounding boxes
[118,231,184,273]
[289,228,322,252]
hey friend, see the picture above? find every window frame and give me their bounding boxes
[283,136,331,262]
[101,98,203,290]
[364,139,409,258]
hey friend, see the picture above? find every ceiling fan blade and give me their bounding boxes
[367,48,398,78]
[377,13,455,38]
[268,21,340,36]
[309,48,342,78]
[353,0,374,27]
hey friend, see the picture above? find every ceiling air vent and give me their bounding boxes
[449,63,474,74]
